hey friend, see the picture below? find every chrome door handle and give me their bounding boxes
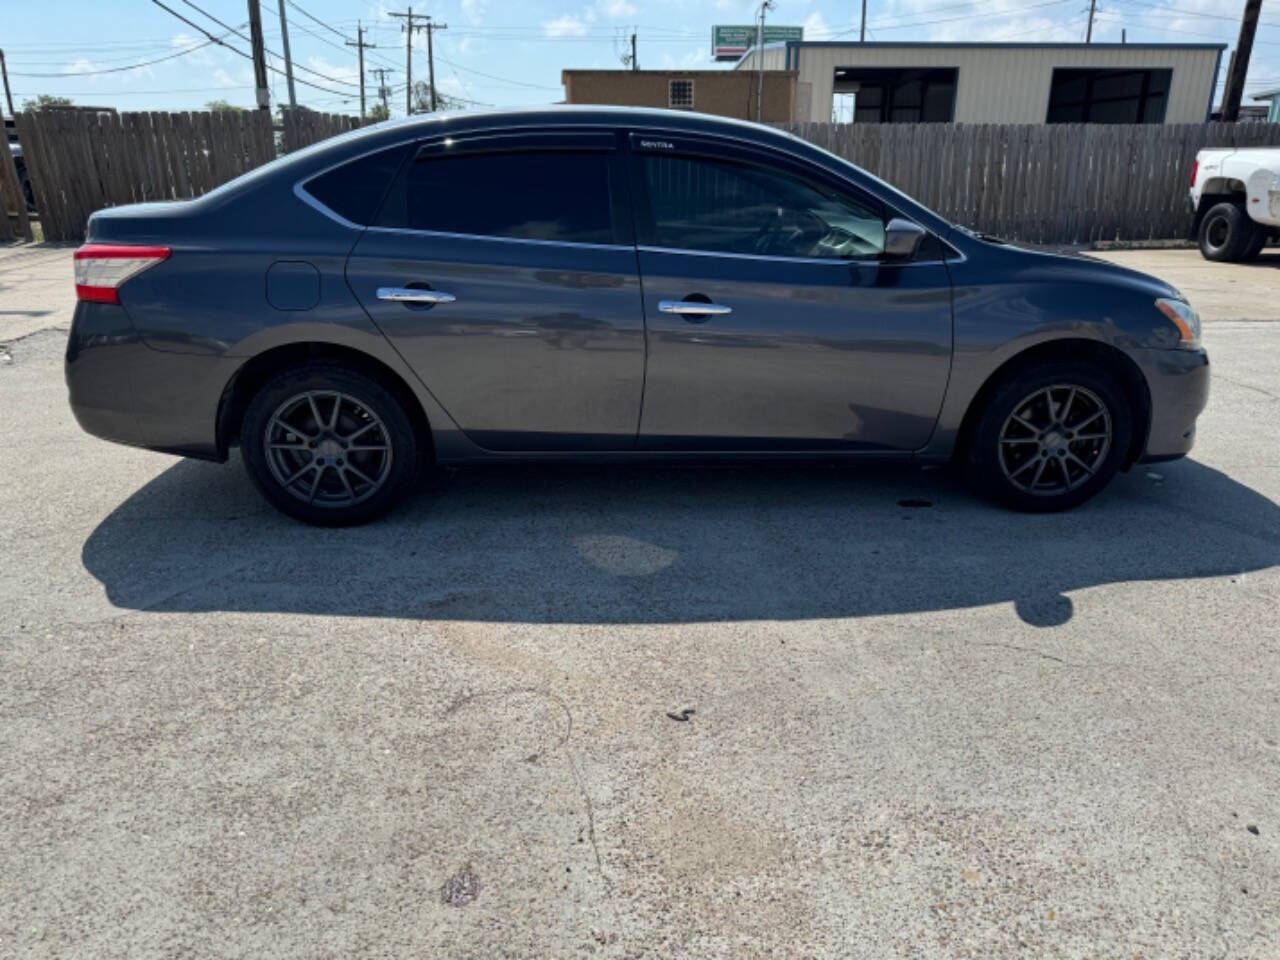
[658,300,732,316]
[376,286,456,304]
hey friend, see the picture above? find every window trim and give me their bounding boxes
[626,131,948,264]
[668,78,695,110]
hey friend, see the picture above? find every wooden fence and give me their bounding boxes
[13,109,362,242]
[12,111,1280,244]
[781,121,1280,244]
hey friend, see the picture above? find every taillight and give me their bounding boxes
[74,244,170,304]
[1189,159,1198,188]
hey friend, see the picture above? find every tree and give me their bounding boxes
[410,81,466,114]
[368,102,391,122]
[204,99,243,112]
[23,94,73,111]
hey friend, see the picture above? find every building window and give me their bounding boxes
[1046,68,1172,123]
[831,68,957,123]
[669,79,694,109]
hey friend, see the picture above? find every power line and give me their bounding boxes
[433,56,561,91]
[1110,0,1280,29]
[175,0,358,88]
[148,0,355,97]
[7,34,230,77]
[286,0,353,43]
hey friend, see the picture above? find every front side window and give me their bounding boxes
[378,149,614,244]
[639,153,886,259]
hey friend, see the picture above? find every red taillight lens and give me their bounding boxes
[74,244,170,304]
[1189,159,1199,188]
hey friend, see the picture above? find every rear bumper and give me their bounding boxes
[66,301,235,461]
[1133,346,1210,462]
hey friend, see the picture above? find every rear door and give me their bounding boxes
[345,129,645,451]
[627,133,953,452]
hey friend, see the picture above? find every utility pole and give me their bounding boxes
[1222,0,1263,122]
[346,23,377,119]
[371,67,394,116]
[860,0,867,42]
[247,0,271,110]
[275,0,298,109]
[631,32,638,71]
[1086,0,1097,42]
[389,9,440,114]
[756,0,773,122]
[0,50,14,117]
[425,19,447,111]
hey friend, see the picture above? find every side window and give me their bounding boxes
[639,153,886,260]
[378,149,614,244]
[302,144,411,225]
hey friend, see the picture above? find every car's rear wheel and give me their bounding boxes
[1198,201,1258,262]
[241,363,420,525]
[965,361,1132,511]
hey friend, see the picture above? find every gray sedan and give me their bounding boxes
[67,107,1208,525]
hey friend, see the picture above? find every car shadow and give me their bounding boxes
[81,455,1279,627]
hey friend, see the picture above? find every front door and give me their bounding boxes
[628,135,953,452]
[346,130,645,451]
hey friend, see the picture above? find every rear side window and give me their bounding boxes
[378,150,614,244]
[302,144,409,226]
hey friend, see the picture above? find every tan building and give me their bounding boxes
[738,42,1224,125]
[560,69,797,123]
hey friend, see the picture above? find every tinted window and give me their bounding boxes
[380,150,614,243]
[832,67,957,123]
[640,154,886,259]
[1046,68,1171,124]
[303,145,409,225]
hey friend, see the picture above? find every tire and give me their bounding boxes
[964,361,1133,512]
[241,363,421,526]
[1198,201,1255,262]
[1242,223,1268,261]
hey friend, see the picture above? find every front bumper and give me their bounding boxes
[66,301,236,461]
[1132,346,1210,462]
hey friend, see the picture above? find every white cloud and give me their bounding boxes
[212,66,254,89]
[599,0,639,16]
[172,32,217,67]
[803,11,832,40]
[461,0,488,25]
[306,55,360,88]
[64,58,98,76]
[543,14,589,36]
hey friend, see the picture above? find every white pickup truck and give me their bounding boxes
[1188,147,1280,261]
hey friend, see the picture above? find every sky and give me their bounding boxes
[4,0,1280,116]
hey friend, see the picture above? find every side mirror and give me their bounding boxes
[883,217,926,261]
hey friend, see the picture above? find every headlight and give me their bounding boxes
[1155,297,1202,350]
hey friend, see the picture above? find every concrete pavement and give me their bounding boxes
[1,245,1277,958]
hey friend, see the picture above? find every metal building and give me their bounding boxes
[737,42,1224,125]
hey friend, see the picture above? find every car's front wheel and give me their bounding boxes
[965,361,1132,511]
[241,363,421,525]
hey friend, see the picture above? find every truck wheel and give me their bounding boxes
[1242,223,1268,261]
[1198,201,1254,262]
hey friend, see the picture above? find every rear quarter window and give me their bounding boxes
[301,144,410,226]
